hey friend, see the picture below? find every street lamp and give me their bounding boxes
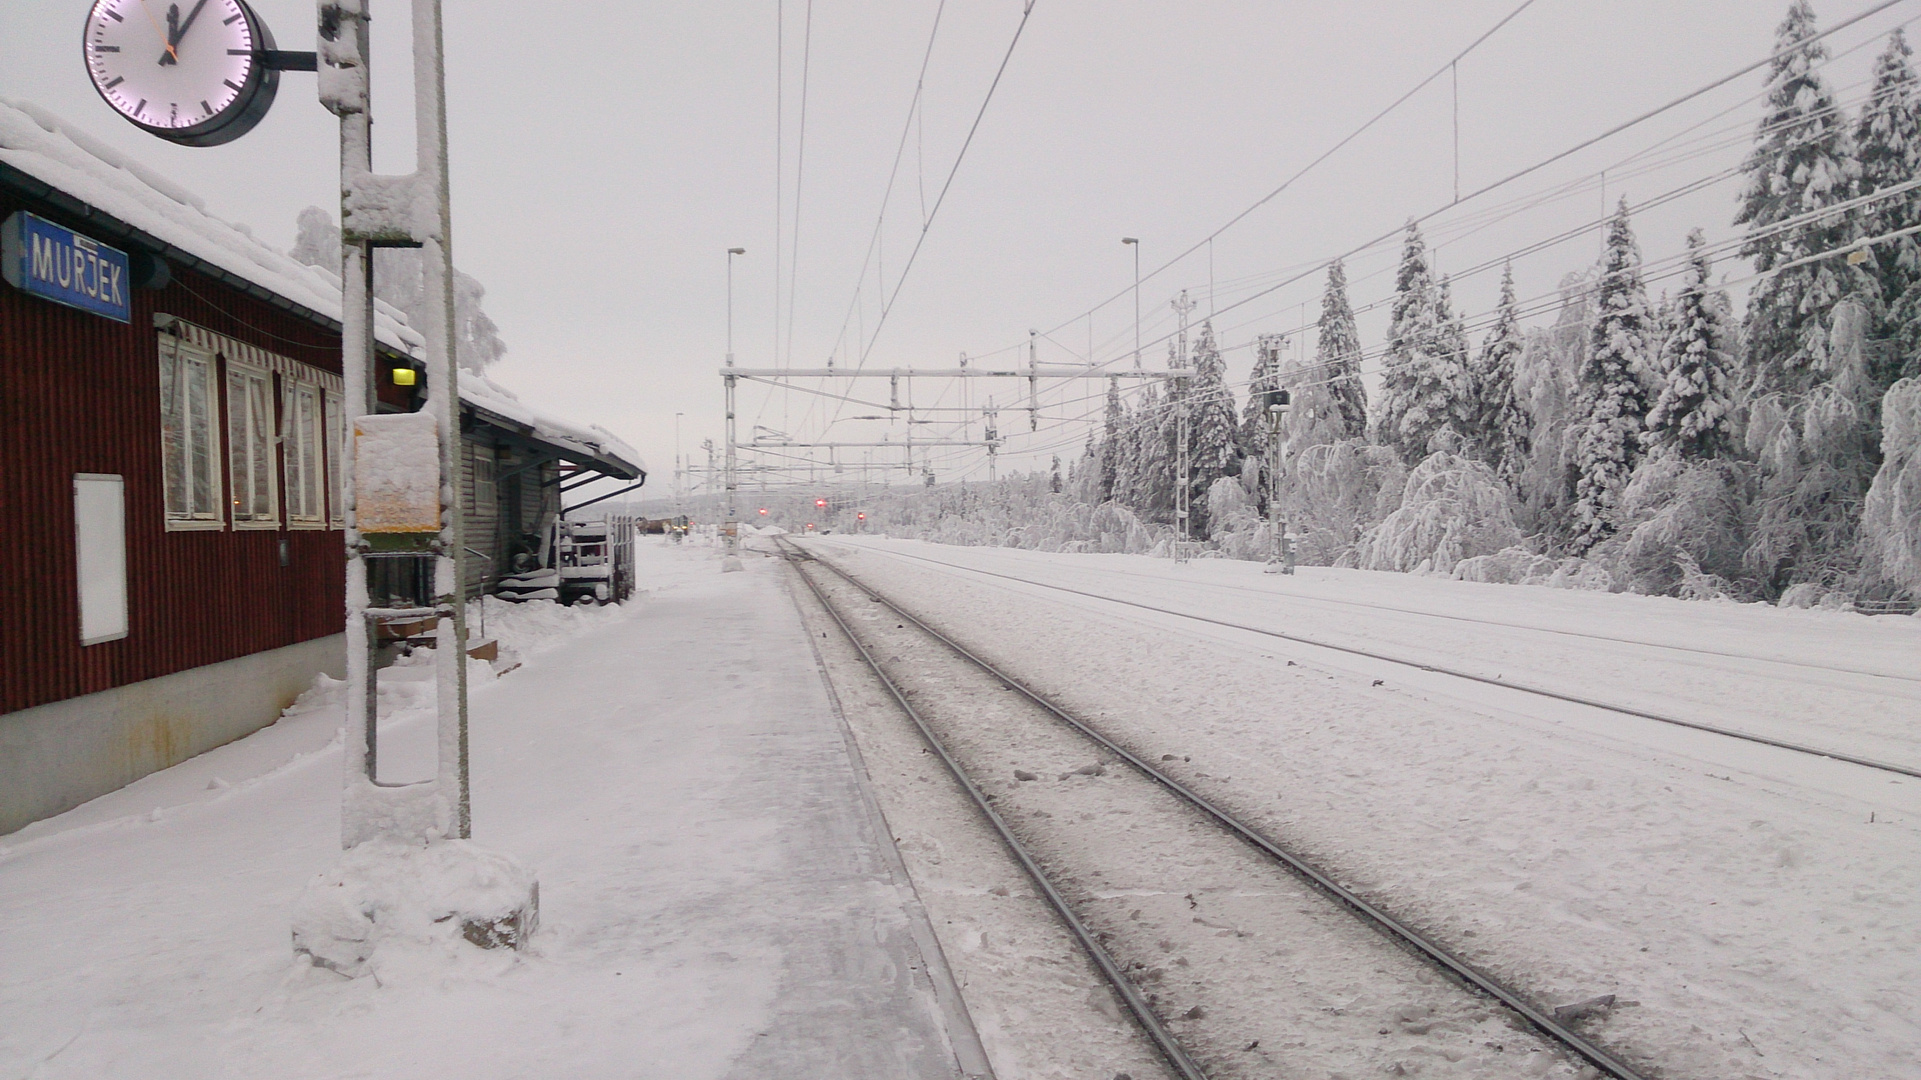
[1121,237,1140,370]
[726,247,746,364]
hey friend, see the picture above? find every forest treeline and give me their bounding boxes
[857,4,1921,609]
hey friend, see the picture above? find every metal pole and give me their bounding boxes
[1122,237,1140,370]
[724,247,744,564]
[328,0,377,808]
[323,0,468,842]
[416,0,470,839]
[1269,410,1283,566]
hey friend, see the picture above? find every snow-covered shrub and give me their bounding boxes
[1544,557,1617,591]
[1860,377,1921,591]
[1280,439,1407,566]
[1360,451,1524,575]
[1202,475,1270,561]
[1452,545,1559,584]
[1600,454,1750,597]
[1744,301,1881,594]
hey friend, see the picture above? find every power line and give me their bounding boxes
[844,0,1039,378]
[784,0,816,369]
[824,1,950,374]
[1041,0,1548,341]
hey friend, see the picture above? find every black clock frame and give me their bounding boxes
[83,0,286,148]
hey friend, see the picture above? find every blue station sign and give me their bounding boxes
[2,211,132,324]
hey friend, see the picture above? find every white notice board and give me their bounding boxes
[74,473,128,646]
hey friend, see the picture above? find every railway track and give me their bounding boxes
[783,538,1657,1080]
[821,540,1921,781]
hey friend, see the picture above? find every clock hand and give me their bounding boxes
[137,0,180,65]
[169,0,210,58]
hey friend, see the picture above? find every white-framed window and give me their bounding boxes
[283,378,325,527]
[325,388,345,528]
[472,444,497,510]
[226,359,279,528]
[157,335,222,529]
[74,473,129,646]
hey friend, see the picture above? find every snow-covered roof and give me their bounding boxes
[0,99,643,482]
[463,374,645,479]
[0,98,422,356]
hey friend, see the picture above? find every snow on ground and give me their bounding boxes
[808,536,1921,1080]
[0,540,972,1080]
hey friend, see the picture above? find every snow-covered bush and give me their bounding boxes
[1280,439,1407,566]
[1860,377,1921,591]
[1452,545,1559,584]
[1599,454,1750,597]
[1360,451,1523,575]
[1744,302,1882,595]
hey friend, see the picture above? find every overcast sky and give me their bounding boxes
[7,1,1915,494]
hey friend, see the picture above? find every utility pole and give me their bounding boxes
[1171,290,1196,541]
[984,399,1000,482]
[1122,237,1140,370]
[723,247,744,570]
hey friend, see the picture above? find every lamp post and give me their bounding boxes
[723,247,745,568]
[727,247,745,362]
[1121,237,1140,370]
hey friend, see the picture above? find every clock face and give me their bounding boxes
[83,0,279,147]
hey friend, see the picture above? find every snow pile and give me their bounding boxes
[468,593,631,667]
[290,837,537,979]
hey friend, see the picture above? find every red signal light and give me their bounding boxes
[816,498,827,508]
[857,512,866,520]
[758,508,768,515]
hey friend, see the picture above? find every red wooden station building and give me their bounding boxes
[1,102,642,834]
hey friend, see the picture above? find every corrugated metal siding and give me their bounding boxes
[461,439,501,598]
[2,189,347,716]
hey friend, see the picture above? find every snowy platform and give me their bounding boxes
[0,542,981,1079]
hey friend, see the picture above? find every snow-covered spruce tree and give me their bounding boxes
[1467,262,1527,474]
[1371,223,1441,460]
[1860,376,1921,591]
[1737,1,1880,398]
[1100,376,1124,502]
[1857,32,1921,306]
[1373,226,1473,461]
[1239,334,1286,505]
[1186,322,1243,537]
[1569,199,1654,551]
[1316,260,1368,439]
[1645,230,1741,459]
[1436,275,1473,429]
[1860,31,1921,386]
[1744,299,1882,594]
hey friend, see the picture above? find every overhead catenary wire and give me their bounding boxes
[744,0,1916,486]
[839,0,1039,383]
[784,0,816,370]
